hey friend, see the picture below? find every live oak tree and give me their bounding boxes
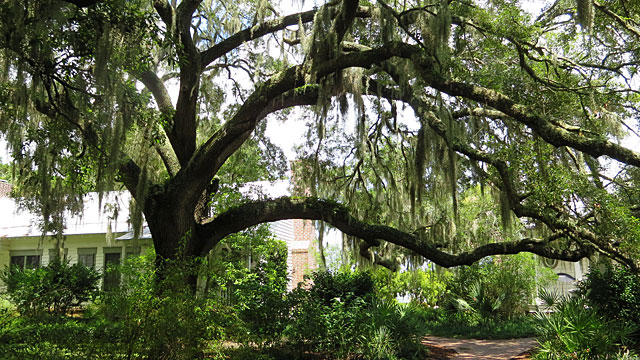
[1,0,640,279]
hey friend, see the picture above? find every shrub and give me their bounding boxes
[286,270,428,360]
[0,315,107,360]
[364,300,429,359]
[93,250,223,360]
[233,239,290,346]
[373,267,450,305]
[577,263,640,335]
[534,294,638,359]
[0,250,236,360]
[0,260,101,316]
[448,253,555,320]
[309,269,376,306]
[286,271,373,358]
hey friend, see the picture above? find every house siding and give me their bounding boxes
[539,256,590,296]
[0,184,318,291]
[0,233,153,289]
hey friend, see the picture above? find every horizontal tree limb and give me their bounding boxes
[196,196,594,266]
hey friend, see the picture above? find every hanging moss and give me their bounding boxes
[576,0,594,33]
[414,122,427,205]
[499,188,512,232]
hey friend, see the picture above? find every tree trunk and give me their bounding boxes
[145,191,200,292]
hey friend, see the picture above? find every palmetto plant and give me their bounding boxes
[537,288,564,310]
[468,281,505,322]
[534,295,637,359]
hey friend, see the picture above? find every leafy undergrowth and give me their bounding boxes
[423,312,539,340]
[223,346,324,360]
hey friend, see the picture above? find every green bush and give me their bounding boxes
[0,315,108,360]
[578,263,640,336]
[233,239,290,346]
[93,250,224,360]
[285,270,428,360]
[420,305,538,339]
[309,269,376,306]
[0,260,101,316]
[373,267,450,306]
[534,295,638,359]
[447,253,555,320]
[364,300,429,359]
[286,271,372,358]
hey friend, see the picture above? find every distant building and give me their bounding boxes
[0,181,317,290]
[539,256,590,295]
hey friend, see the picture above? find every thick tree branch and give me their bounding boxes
[118,159,142,198]
[153,141,180,178]
[452,108,510,120]
[176,42,412,209]
[196,197,595,265]
[201,9,317,66]
[176,0,202,22]
[593,1,640,39]
[383,62,639,270]
[332,0,360,45]
[406,50,640,167]
[200,6,372,67]
[136,69,181,175]
[137,69,174,114]
[153,0,174,28]
[359,241,400,271]
[167,0,202,167]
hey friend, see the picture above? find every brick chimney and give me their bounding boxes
[287,160,318,289]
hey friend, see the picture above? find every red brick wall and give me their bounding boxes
[0,181,12,198]
[293,219,314,243]
[289,219,317,289]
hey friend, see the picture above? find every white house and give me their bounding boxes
[0,180,317,290]
[539,255,590,295]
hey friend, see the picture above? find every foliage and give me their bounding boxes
[285,269,428,360]
[373,266,451,306]
[364,300,430,360]
[2,0,640,356]
[0,260,100,316]
[447,254,556,320]
[308,269,376,306]
[285,270,375,357]
[421,306,539,339]
[0,162,10,181]
[232,239,290,346]
[92,250,224,360]
[0,0,638,294]
[534,294,638,360]
[197,222,292,346]
[577,263,640,336]
[0,295,18,345]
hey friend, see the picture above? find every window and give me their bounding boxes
[125,246,141,259]
[10,250,42,270]
[77,248,97,269]
[103,247,122,291]
[48,248,68,263]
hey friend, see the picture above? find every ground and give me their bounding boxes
[423,336,537,359]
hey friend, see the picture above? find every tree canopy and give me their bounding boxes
[1,0,640,271]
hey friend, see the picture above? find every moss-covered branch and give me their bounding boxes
[196,196,594,266]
